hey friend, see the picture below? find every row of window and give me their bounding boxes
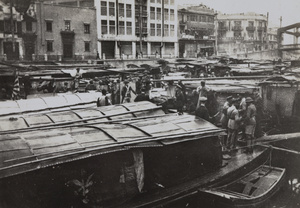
[219,21,266,27]
[45,20,90,33]
[46,41,91,52]
[150,7,175,21]
[150,23,174,36]
[182,14,214,23]
[101,2,132,18]
[150,0,175,5]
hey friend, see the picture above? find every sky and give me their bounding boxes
[180,0,300,28]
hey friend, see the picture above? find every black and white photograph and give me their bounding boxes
[0,0,299,207]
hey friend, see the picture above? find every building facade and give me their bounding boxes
[95,0,178,59]
[0,1,23,60]
[216,12,270,56]
[178,4,215,58]
[20,1,97,61]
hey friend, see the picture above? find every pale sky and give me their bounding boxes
[180,0,300,28]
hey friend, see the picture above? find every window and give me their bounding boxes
[201,16,206,22]
[119,21,125,35]
[126,4,132,18]
[0,21,4,31]
[164,24,169,36]
[65,20,71,31]
[84,24,90,34]
[84,41,90,52]
[150,23,155,36]
[248,32,254,39]
[170,24,174,36]
[234,21,242,26]
[157,24,161,36]
[26,21,32,31]
[164,9,169,21]
[157,8,161,20]
[164,0,168,5]
[119,3,124,17]
[150,0,155,2]
[126,22,132,35]
[191,15,196,22]
[157,0,161,4]
[109,20,115,34]
[101,20,107,34]
[170,0,174,5]
[109,2,115,16]
[170,9,174,21]
[46,40,53,52]
[150,7,155,20]
[46,21,52,32]
[101,1,107,16]
[248,21,254,27]
[234,31,242,38]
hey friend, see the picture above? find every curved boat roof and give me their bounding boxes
[0,101,165,132]
[0,114,222,179]
[0,92,102,116]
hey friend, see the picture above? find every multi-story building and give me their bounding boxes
[267,27,278,50]
[95,0,178,59]
[178,4,215,58]
[21,0,97,61]
[0,1,23,60]
[216,12,269,56]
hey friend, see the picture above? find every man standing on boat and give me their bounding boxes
[244,97,256,153]
[196,80,210,108]
[122,80,136,103]
[227,98,242,153]
[220,96,233,151]
[97,89,112,107]
[175,84,185,115]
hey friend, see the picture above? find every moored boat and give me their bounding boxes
[198,165,286,208]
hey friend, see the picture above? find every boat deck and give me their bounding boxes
[118,146,271,208]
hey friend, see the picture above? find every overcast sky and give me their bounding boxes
[181,0,300,28]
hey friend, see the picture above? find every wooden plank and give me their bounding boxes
[47,111,81,123]
[0,117,28,131]
[24,115,53,126]
[24,134,79,149]
[242,182,254,195]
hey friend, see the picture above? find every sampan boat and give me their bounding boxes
[198,165,286,208]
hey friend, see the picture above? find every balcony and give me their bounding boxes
[246,26,256,31]
[135,27,148,36]
[232,26,243,31]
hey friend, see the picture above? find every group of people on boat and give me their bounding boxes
[219,90,263,156]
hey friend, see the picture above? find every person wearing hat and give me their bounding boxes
[227,98,242,153]
[121,80,136,103]
[175,84,185,115]
[244,97,256,153]
[195,97,210,121]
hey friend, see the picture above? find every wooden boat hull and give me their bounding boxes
[198,165,286,208]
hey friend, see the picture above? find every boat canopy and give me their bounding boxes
[0,92,102,116]
[0,114,223,179]
[0,101,165,132]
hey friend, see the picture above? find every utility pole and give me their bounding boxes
[10,0,15,52]
[160,0,164,58]
[280,16,282,28]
